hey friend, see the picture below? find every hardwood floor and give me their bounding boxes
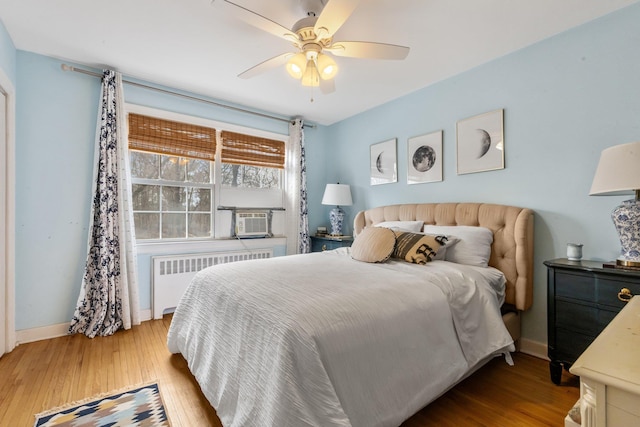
[0,316,578,426]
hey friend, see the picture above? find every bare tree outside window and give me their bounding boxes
[130,150,213,239]
[221,163,281,188]
[130,151,160,179]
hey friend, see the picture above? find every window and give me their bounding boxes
[221,163,281,188]
[220,130,284,189]
[130,152,213,239]
[127,111,286,241]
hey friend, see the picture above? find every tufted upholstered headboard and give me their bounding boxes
[353,203,534,311]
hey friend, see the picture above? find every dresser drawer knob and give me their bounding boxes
[618,288,634,302]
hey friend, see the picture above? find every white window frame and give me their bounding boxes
[126,104,288,244]
[131,171,215,239]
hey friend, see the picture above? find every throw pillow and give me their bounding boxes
[351,227,396,263]
[393,231,449,264]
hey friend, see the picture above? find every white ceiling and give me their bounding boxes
[1,0,638,125]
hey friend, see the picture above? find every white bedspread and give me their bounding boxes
[167,249,514,427]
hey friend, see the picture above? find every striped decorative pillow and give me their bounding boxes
[393,231,449,264]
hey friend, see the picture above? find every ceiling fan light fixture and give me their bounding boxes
[316,53,337,80]
[221,0,410,95]
[301,59,320,87]
[286,53,307,79]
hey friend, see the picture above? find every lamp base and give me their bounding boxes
[612,198,640,267]
[603,261,640,271]
[616,259,640,268]
[329,206,345,236]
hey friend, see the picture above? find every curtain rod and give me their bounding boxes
[61,64,315,129]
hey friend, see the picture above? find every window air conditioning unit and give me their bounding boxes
[235,212,269,238]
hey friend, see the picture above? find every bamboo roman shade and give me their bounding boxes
[220,131,285,169]
[128,113,217,161]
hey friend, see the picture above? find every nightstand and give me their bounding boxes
[310,235,353,252]
[570,296,640,426]
[544,258,640,385]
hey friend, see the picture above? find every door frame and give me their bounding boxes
[0,67,16,355]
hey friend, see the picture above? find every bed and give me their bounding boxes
[167,202,534,427]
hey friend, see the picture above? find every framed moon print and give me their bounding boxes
[456,109,504,175]
[407,130,443,184]
[370,138,397,185]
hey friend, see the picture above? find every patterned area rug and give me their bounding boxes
[34,382,170,426]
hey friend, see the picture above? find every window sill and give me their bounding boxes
[136,236,287,256]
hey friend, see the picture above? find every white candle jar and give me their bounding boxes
[567,243,583,261]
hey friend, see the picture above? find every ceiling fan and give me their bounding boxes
[214,0,410,94]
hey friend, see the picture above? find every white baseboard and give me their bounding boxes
[16,322,70,344]
[140,309,151,322]
[15,309,152,345]
[519,338,548,360]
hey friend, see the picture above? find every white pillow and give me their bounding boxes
[422,225,493,267]
[373,220,423,233]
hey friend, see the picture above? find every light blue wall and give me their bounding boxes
[15,52,99,331]
[317,3,640,344]
[0,19,16,83]
[14,52,327,330]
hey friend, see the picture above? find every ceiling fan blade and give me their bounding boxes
[319,78,336,94]
[314,0,361,39]
[217,0,298,42]
[238,52,292,79]
[326,41,410,60]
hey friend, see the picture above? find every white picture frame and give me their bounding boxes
[370,138,397,185]
[456,109,504,175]
[407,130,443,184]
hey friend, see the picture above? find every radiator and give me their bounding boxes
[152,249,273,319]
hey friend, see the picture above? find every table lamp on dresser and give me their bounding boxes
[321,183,353,236]
[590,141,640,267]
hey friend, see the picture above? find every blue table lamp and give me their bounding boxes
[590,141,640,267]
[321,183,353,236]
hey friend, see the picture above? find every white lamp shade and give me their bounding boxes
[322,183,353,206]
[590,141,640,196]
[317,53,338,80]
[286,53,307,79]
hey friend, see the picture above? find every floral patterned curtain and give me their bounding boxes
[286,118,310,254]
[69,69,140,338]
